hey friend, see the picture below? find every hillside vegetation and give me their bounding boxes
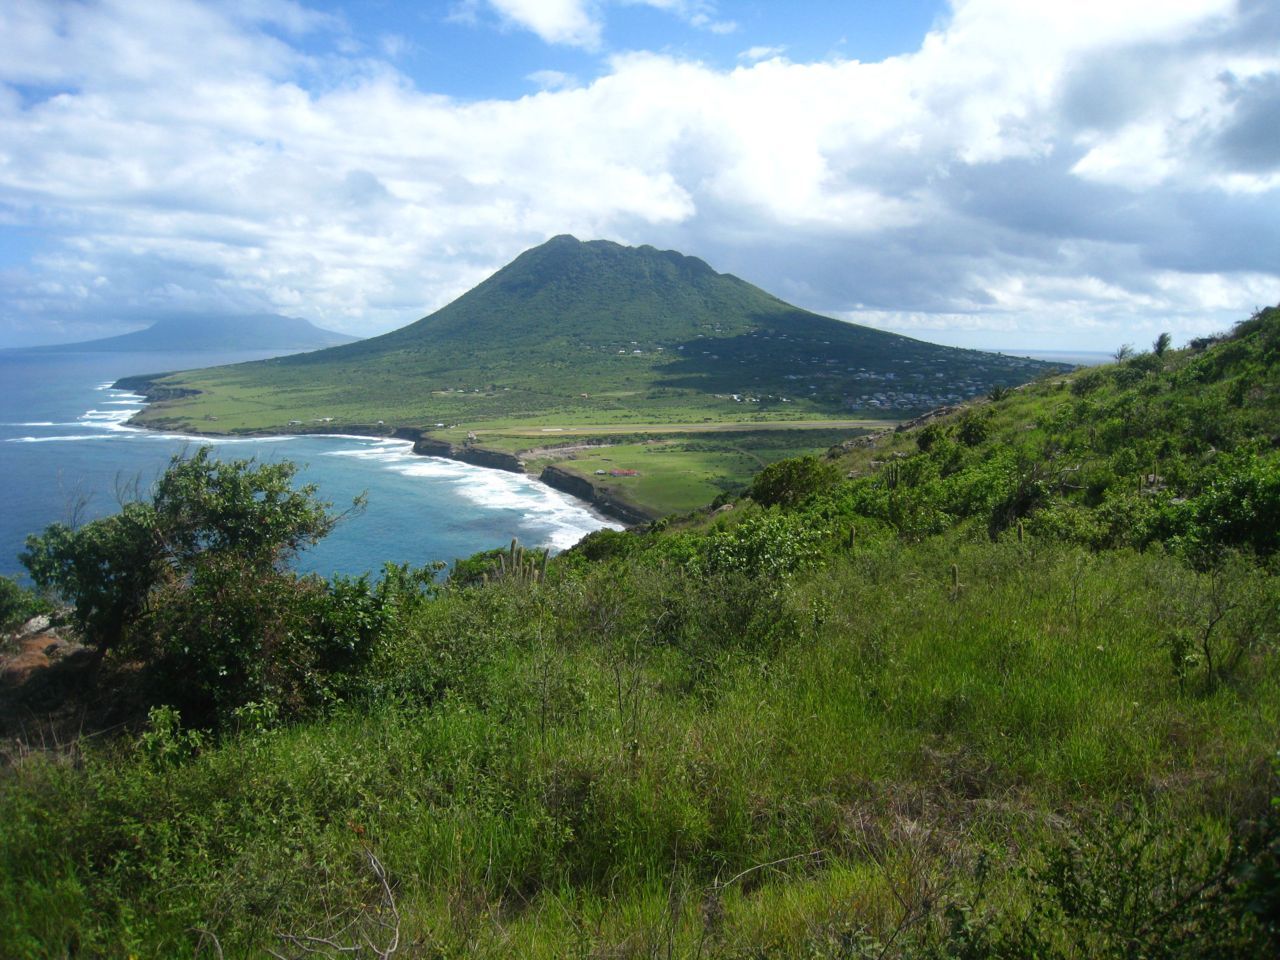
[2,308,1278,958]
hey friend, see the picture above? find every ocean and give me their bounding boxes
[0,349,619,580]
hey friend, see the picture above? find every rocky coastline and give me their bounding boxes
[407,433,653,525]
[114,376,650,528]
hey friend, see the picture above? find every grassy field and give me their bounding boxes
[524,429,872,516]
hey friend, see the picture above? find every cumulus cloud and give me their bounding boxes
[0,0,1277,348]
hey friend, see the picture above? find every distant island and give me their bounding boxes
[22,313,358,353]
[119,236,1069,518]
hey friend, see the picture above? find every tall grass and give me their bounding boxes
[3,537,1275,956]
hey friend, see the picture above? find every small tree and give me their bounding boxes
[1153,332,1172,357]
[21,449,374,723]
[746,455,839,508]
[22,448,346,659]
[21,501,167,660]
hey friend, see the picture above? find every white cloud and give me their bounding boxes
[0,0,1276,348]
[526,69,578,90]
[738,45,785,62]
[483,0,602,49]
[469,0,734,49]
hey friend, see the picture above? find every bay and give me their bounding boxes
[0,349,619,580]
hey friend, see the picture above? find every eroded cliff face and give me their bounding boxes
[538,465,654,526]
[111,374,201,403]
[411,437,524,473]
[410,436,649,525]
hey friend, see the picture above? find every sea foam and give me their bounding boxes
[326,439,621,550]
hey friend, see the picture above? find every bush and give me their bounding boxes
[935,806,1279,958]
[0,575,48,632]
[568,527,641,564]
[1168,450,1280,559]
[700,512,824,579]
[956,411,992,447]
[19,449,377,726]
[917,422,951,452]
[139,560,380,724]
[1071,368,1109,396]
[746,455,839,508]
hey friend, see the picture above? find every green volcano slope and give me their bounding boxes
[3,309,1278,957]
[127,236,1059,435]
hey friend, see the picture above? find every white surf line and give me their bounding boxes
[115,384,621,550]
[326,438,622,550]
[8,434,110,443]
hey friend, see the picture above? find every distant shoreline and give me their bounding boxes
[114,374,646,528]
[994,349,1110,366]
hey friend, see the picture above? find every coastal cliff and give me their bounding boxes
[412,437,648,525]
[112,374,201,403]
[538,465,655,526]
[411,437,525,473]
[113,377,646,526]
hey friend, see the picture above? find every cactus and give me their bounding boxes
[489,538,548,584]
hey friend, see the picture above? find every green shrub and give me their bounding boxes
[1166,450,1280,559]
[956,410,992,446]
[19,449,373,726]
[570,527,643,563]
[1071,368,1109,396]
[0,574,48,631]
[746,455,838,508]
[700,512,823,579]
[935,807,1278,959]
[916,422,951,452]
[140,560,387,724]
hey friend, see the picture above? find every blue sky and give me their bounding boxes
[287,1,948,101]
[0,0,1277,349]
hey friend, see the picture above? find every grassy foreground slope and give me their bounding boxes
[3,310,1278,957]
[126,236,1058,435]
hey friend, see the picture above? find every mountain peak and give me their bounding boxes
[142,236,1066,433]
[504,235,720,286]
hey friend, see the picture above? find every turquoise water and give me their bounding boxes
[0,349,618,579]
